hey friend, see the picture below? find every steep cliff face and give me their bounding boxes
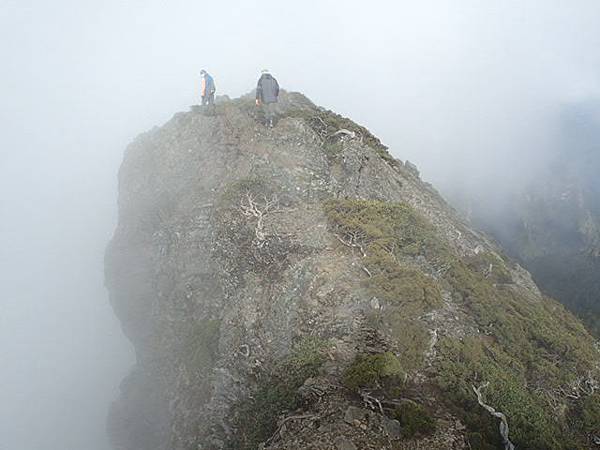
[470,102,600,337]
[484,171,600,337]
[105,93,600,450]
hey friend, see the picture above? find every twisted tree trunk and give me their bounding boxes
[472,383,516,450]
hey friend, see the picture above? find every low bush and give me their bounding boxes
[393,401,436,438]
[343,352,404,391]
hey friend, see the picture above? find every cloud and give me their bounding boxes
[1,1,600,449]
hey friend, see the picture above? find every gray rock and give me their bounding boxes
[382,416,403,439]
[404,159,420,177]
[344,406,370,424]
[335,436,358,450]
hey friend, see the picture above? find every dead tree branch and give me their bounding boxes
[484,263,494,278]
[556,371,599,400]
[334,233,367,257]
[361,391,385,415]
[240,191,280,245]
[472,382,515,450]
[331,129,356,139]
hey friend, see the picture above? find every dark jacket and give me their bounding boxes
[256,73,279,104]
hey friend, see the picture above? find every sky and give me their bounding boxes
[1,1,600,449]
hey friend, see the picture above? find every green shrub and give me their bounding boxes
[324,199,443,258]
[366,262,442,309]
[383,315,431,371]
[466,432,500,450]
[464,251,512,284]
[435,336,591,449]
[343,352,404,390]
[579,393,600,435]
[324,199,443,309]
[393,401,436,438]
[228,337,327,450]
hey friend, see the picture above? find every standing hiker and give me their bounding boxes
[255,69,279,127]
[200,70,216,108]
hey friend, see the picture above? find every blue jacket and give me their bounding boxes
[201,74,216,96]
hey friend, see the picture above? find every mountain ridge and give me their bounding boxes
[105,92,600,450]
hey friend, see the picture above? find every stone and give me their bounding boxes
[404,160,420,177]
[382,416,403,439]
[344,406,370,424]
[335,436,358,450]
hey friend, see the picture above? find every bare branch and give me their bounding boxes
[331,129,356,139]
[335,234,367,257]
[312,116,328,129]
[240,191,281,244]
[361,391,385,415]
[425,328,439,361]
[472,383,515,450]
[554,371,599,401]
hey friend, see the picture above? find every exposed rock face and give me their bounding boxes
[105,93,600,450]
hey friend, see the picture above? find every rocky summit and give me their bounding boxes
[105,92,600,450]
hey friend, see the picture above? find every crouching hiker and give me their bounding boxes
[255,69,279,127]
[200,69,216,112]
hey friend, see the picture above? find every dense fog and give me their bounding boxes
[1,1,599,449]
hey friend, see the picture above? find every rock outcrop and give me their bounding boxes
[105,93,600,449]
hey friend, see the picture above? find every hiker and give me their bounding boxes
[255,69,280,127]
[200,70,216,107]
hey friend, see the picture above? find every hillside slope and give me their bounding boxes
[469,102,600,337]
[105,93,600,450]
